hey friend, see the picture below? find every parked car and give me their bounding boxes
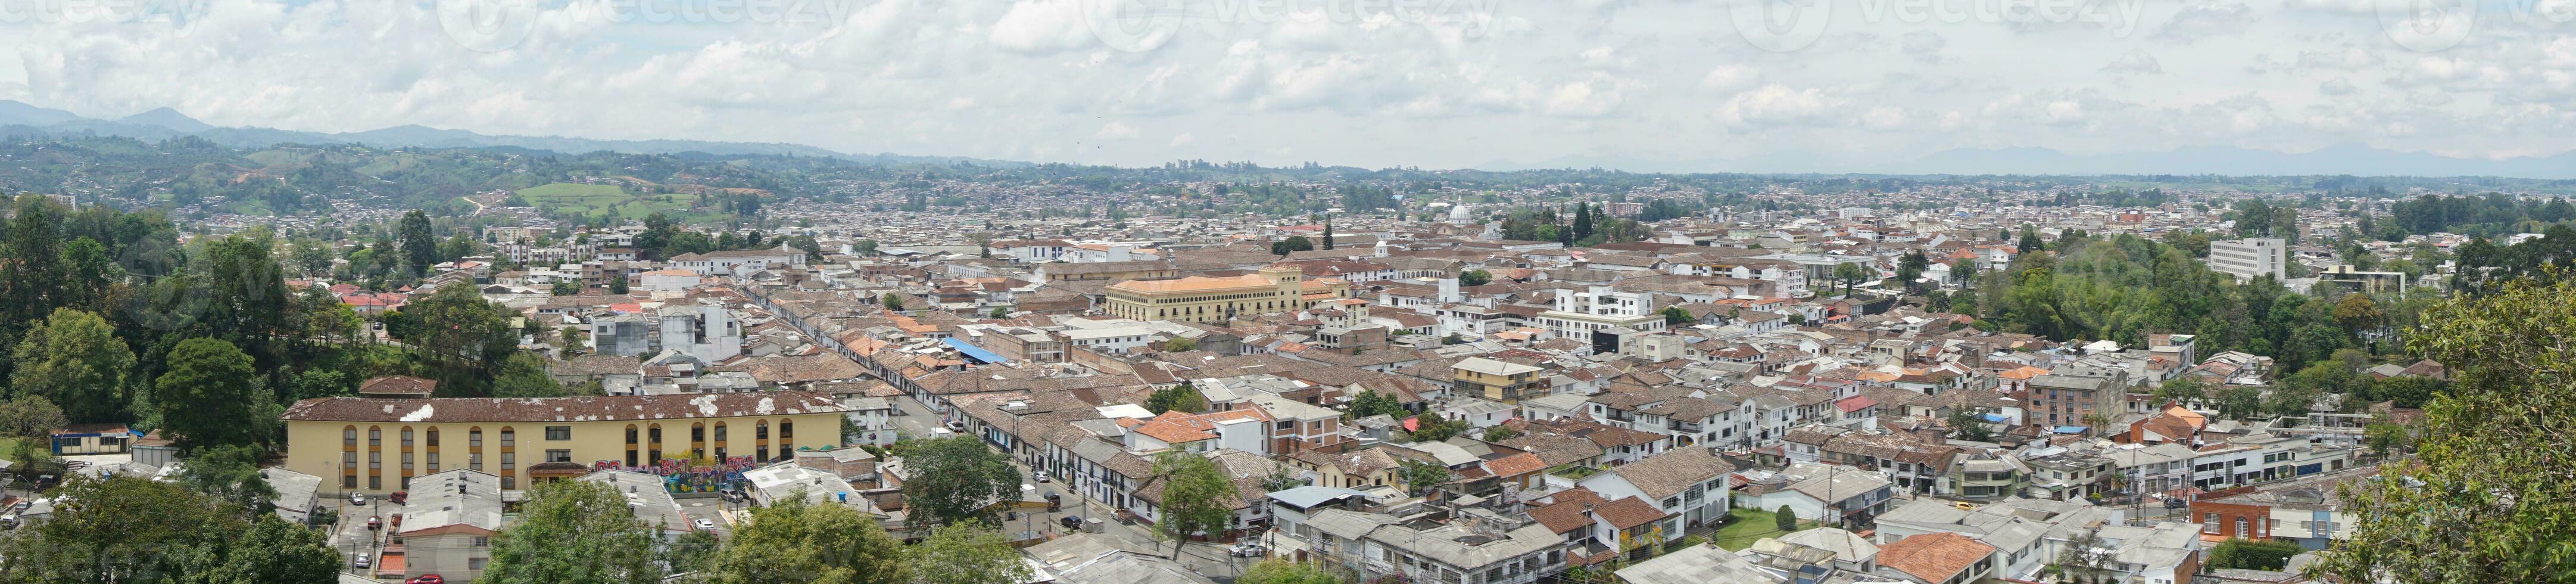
[693,518,718,532]
[1228,543,1265,558]
[1034,470,1052,483]
[2163,497,2190,510]
[389,491,408,505]
[406,576,444,584]
[1059,515,1083,530]
[366,516,383,531]
[348,492,368,505]
[944,420,966,431]
[353,554,371,569]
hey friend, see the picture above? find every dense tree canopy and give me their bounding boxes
[481,479,667,584]
[897,437,1022,528]
[2312,275,2576,582]
[707,493,907,584]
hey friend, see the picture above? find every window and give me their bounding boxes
[470,453,483,470]
[2235,518,2250,538]
[500,429,516,447]
[756,424,769,440]
[781,421,792,439]
[369,476,380,489]
[650,427,662,443]
[401,429,413,447]
[467,557,488,570]
[369,429,381,446]
[545,426,570,440]
[428,453,439,468]
[344,476,358,488]
[501,452,516,470]
[626,427,639,443]
[344,428,357,446]
[470,430,483,448]
[344,452,358,468]
[547,449,571,462]
[426,429,439,447]
[369,452,381,468]
[472,537,490,547]
[715,425,726,441]
[401,452,413,470]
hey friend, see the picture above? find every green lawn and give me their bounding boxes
[515,182,709,222]
[1708,507,1814,551]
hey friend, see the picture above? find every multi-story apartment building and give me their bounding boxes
[2027,366,2130,430]
[2207,238,2287,282]
[1533,286,1667,353]
[1452,357,1550,404]
[280,392,848,494]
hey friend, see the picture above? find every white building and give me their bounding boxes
[658,305,744,364]
[2207,238,2287,282]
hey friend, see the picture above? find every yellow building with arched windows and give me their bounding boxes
[1104,265,1350,323]
[279,392,848,495]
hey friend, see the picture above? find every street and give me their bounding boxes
[880,393,1255,579]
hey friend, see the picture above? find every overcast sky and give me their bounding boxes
[4,0,2572,170]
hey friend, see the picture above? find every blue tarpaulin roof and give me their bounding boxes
[1980,414,2010,423]
[2052,425,2089,434]
[941,337,1010,364]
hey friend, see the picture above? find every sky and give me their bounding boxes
[2,0,2574,172]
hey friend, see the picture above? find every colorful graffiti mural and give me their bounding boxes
[592,455,760,493]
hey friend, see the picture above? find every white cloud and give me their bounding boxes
[2103,49,2164,75]
[1716,84,1839,128]
[2,0,2566,170]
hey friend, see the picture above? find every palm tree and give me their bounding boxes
[2081,413,2113,437]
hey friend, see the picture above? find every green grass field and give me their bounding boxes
[1709,507,1815,550]
[515,182,715,222]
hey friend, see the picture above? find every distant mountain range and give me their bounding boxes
[11,100,2572,178]
[0,100,1024,167]
[1490,144,2576,180]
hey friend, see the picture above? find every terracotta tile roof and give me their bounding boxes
[1601,446,1732,499]
[1527,488,1608,533]
[1876,532,1995,582]
[1482,452,1547,478]
[1592,496,1669,530]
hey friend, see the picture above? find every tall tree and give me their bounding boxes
[1149,451,1236,560]
[176,443,277,512]
[8,308,136,423]
[899,437,1022,528]
[0,394,68,466]
[706,491,907,584]
[1321,216,1335,250]
[396,284,519,386]
[0,474,332,583]
[398,210,436,275]
[1897,250,1929,293]
[905,521,1033,584]
[1398,459,1452,496]
[481,479,666,584]
[1144,386,1207,414]
[155,337,270,453]
[0,195,66,355]
[1832,262,1867,296]
[1239,560,1345,584]
[2310,277,2576,582]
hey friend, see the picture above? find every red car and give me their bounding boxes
[366,516,383,531]
[389,491,408,505]
[407,576,444,584]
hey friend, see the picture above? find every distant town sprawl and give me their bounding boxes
[0,138,2569,583]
